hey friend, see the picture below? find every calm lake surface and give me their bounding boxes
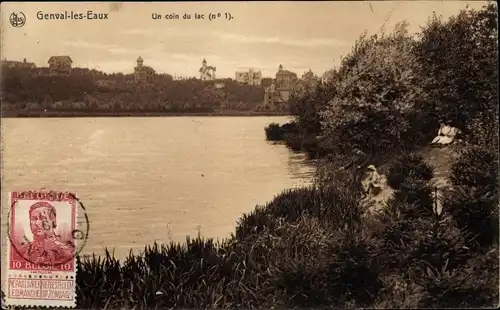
[1,117,315,259]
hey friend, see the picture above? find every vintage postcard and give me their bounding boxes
[1,1,498,309]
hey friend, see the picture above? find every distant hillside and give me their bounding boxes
[0,67,274,114]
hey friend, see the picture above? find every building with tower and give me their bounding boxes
[199,58,216,81]
[134,56,156,84]
[264,64,298,107]
[275,64,298,91]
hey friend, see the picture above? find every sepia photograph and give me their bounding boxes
[1,1,498,308]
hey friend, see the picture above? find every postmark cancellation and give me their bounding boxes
[3,191,79,308]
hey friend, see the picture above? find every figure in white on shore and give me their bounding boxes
[431,121,461,145]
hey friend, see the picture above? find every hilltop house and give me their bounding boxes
[235,68,262,86]
[48,56,73,76]
[2,58,36,69]
[275,64,298,91]
[199,58,216,81]
[134,56,156,84]
[264,83,281,107]
[264,64,298,108]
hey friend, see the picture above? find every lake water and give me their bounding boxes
[1,117,315,259]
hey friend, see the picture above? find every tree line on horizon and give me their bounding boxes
[0,65,283,113]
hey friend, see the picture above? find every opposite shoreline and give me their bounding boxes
[1,111,291,118]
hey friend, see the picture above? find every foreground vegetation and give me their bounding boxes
[75,143,498,309]
[3,3,497,309]
[81,3,496,308]
[75,4,497,308]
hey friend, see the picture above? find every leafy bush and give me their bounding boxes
[320,23,430,159]
[414,3,498,139]
[264,122,299,142]
[443,143,499,248]
[387,153,435,190]
[70,170,498,309]
[391,179,435,217]
[417,244,499,308]
[264,122,285,141]
[450,145,498,193]
[443,186,498,248]
[384,153,436,218]
[288,81,336,136]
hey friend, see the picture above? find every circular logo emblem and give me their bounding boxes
[9,12,26,28]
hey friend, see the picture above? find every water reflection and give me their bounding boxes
[287,152,317,183]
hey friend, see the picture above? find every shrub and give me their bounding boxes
[417,245,499,308]
[283,132,302,151]
[385,153,436,217]
[234,205,282,242]
[373,197,478,307]
[283,132,321,158]
[323,232,384,307]
[390,179,435,217]
[387,153,435,190]
[289,81,336,136]
[414,3,498,138]
[443,143,499,248]
[264,122,299,142]
[450,145,498,194]
[443,186,498,248]
[265,218,383,308]
[264,122,285,141]
[320,22,428,158]
[268,217,337,307]
[77,236,247,310]
[280,121,298,134]
[76,250,122,309]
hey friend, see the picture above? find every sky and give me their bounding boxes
[1,1,490,78]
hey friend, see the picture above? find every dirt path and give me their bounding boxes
[363,144,461,214]
[418,145,460,188]
[416,144,461,214]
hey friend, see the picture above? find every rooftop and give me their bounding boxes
[48,56,73,63]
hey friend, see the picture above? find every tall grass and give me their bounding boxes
[73,151,498,309]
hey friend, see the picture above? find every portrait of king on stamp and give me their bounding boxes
[4,191,78,307]
[9,192,78,270]
[15,201,75,267]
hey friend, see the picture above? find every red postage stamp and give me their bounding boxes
[4,190,78,308]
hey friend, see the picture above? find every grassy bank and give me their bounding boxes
[74,148,498,308]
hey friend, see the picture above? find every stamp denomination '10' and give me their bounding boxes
[4,191,78,308]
